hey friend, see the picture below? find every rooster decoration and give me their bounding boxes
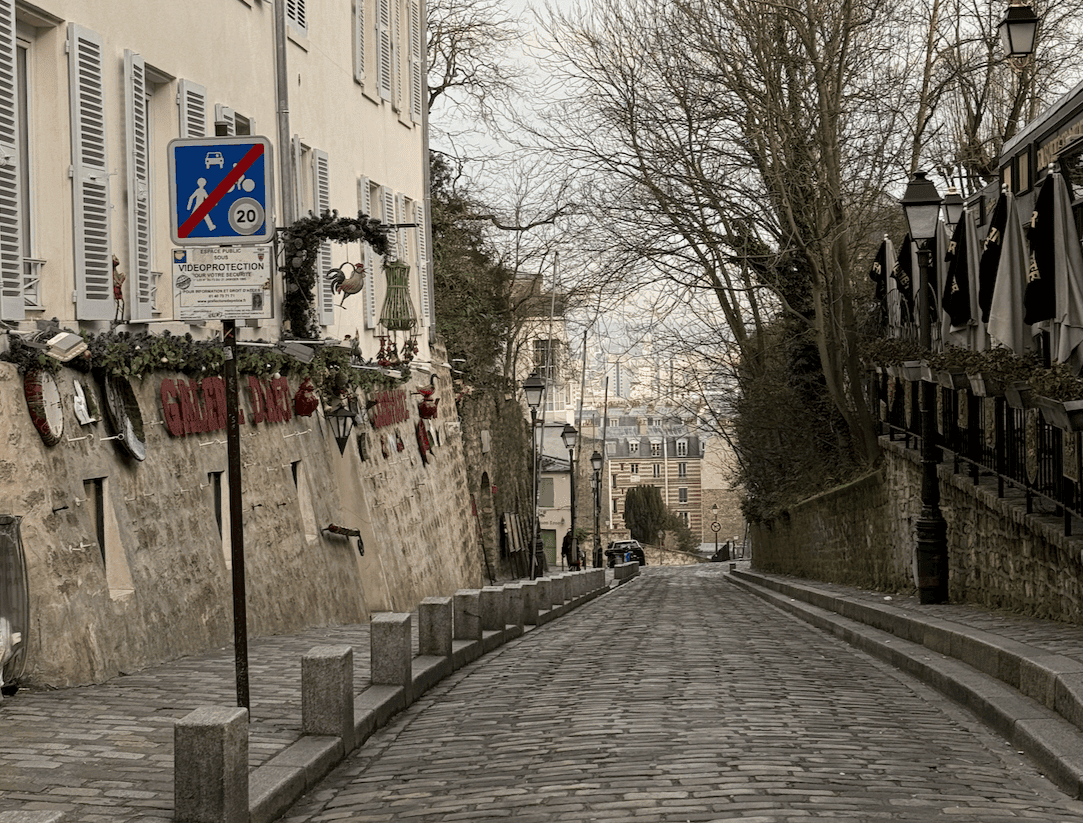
[326,262,365,307]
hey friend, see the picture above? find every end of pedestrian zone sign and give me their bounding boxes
[168,136,275,246]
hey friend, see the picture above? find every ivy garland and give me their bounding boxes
[3,329,404,406]
[281,210,392,339]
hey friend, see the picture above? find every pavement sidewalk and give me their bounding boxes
[0,569,617,822]
[729,562,1083,800]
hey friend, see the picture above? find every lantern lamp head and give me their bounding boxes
[900,170,943,243]
[999,0,1038,61]
[522,371,545,410]
[561,422,578,451]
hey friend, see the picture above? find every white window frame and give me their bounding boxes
[286,0,307,36]
[676,439,688,457]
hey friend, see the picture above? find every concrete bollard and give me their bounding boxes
[0,814,69,823]
[371,613,412,688]
[503,584,524,630]
[479,586,505,631]
[174,706,249,823]
[520,579,540,625]
[302,645,355,752]
[550,574,567,606]
[453,589,482,641]
[419,596,453,657]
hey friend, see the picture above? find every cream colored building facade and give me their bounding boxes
[3,0,432,353]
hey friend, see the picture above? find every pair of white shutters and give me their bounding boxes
[356,0,422,124]
[0,0,21,319]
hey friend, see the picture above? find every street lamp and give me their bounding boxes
[900,170,948,604]
[522,372,545,578]
[711,503,723,560]
[942,186,964,232]
[325,398,358,456]
[998,0,1039,62]
[561,422,578,569]
[590,449,603,568]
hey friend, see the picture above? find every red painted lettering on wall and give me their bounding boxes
[372,389,410,429]
[163,376,305,438]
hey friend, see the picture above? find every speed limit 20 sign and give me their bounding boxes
[168,137,275,246]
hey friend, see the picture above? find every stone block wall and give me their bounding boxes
[751,436,1083,623]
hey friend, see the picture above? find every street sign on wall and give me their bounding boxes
[172,246,274,321]
[167,136,274,245]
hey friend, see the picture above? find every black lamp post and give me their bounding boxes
[998,0,1039,62]
[590,449,603,568]
[522,371,545,578]
[942,186,964,232]
[711,503,723,560]
[561,422,578,569]
[326,399,358,456]
[901,170,948,604]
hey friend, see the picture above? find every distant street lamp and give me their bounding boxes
[591,449,603,568]
[901,170,948,604]
[522,372,545,578]
[942,186,964,232]
[561,422,578,569]
[711,503,725,560]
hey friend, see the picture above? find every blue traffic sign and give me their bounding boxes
[168,137,274,246]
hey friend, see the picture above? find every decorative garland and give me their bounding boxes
[280,210,391,339]
[2,329,406,409]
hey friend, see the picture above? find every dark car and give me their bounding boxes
[605,539,646,567]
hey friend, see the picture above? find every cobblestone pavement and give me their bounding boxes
[281,565,1083,823]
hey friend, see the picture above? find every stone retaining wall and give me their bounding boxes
[751,436,1083,623]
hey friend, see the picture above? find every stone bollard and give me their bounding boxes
[549,574,567,606]
[479,586,505,632]
[419,596,453,658]
[453,589,482,641]
[520,579,540,625]
[503,584,524,630]
[302,645,355,753]
[371,613,412,688]
[0,814,69,823]
[535,577,552,611]
[174,706,249,823]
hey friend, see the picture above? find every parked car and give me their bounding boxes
[605,539,646,567]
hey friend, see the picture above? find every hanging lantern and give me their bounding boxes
[379,262,417,331]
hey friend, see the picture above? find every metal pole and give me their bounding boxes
[223,319,249,710]
[593,469,600,567]
[273,0,294,227]
[530,407,539,579]
[915,244,949,604]
[568,444,576,568]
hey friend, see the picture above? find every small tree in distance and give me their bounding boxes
[624,485,695,551]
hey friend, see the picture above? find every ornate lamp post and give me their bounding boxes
[561,422,578,569]
[522,371,545,578]
[711,503,722,560]
[942,186,964,232]
[590,449,603,568]
[900,170,948,604]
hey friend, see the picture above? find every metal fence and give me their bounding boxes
[874,371,1079,536]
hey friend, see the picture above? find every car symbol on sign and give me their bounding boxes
[205,152,225,169]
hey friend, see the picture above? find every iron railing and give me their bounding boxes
[874,371,1079,536]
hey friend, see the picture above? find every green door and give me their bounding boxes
[541,529,557,566]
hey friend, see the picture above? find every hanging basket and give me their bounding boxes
[379,262,417,332]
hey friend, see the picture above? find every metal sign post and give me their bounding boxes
[223,319,249,710]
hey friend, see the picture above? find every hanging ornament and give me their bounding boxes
[293,378,319,417]
[416,421,430,465]
[379,262,417,332]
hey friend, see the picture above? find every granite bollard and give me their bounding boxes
[420,596,453,657]
[503,584,524,630]
[453,589,482,641]
[301,645,355,753]
[371,612,412,687]
[479,586,506,631]
[520,579,539,625]
[174,706,249,823]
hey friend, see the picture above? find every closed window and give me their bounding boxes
[676,440,688,456]
[678,462,687,478]
[678,487,688,503]
[652,463,660,478]
[539,477,554,508]
[650,441,661,456]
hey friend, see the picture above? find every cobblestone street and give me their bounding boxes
[281,565,1083,822]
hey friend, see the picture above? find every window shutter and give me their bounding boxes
[214,103,235,136]
[391,0,402,111]
[376,0,392,101]
[353,0,366,83]
[68,23,112,321]
[415,202,432,328]
[358,175,377,329]
[313,149,334,326]
[124,51,153,322]
[287,0,308,34]
[394,192,406,259]
[381,185,396,258]
[178,79,206,138]
[409,0,423,123]
[0,0,22,321]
